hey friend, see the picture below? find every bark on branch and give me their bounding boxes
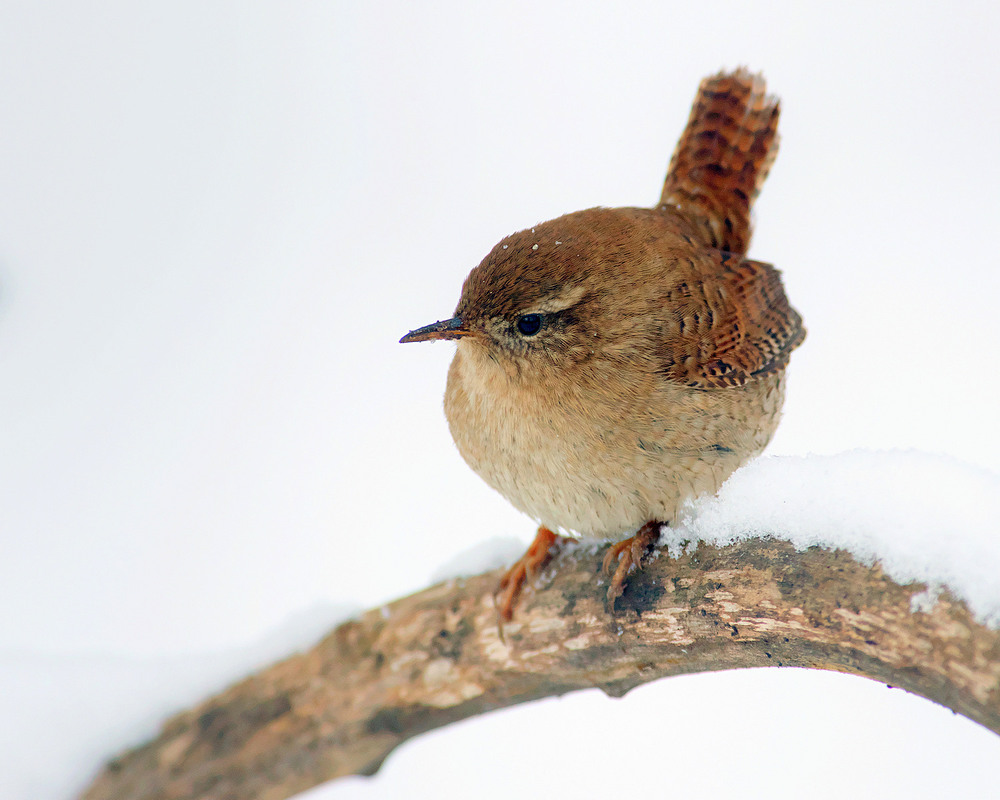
[80,538,1000,800]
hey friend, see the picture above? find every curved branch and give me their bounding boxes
[80,538,1000,800]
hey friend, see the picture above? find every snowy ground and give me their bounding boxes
[2,3,1000,799]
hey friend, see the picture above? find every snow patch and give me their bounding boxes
[668,451,1000,625]
[909,586,943,615]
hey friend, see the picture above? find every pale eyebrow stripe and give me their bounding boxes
[527,284,589,314]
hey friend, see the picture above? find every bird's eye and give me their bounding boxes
[516,314,542,336]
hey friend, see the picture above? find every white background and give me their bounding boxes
[2,2,999,798]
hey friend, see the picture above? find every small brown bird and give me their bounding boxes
[402,68,804,619]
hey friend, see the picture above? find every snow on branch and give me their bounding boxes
[79,535,1000,800]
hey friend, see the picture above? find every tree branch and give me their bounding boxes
[79,538,1000,800]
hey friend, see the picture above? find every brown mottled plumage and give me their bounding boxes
[402,69,804,618]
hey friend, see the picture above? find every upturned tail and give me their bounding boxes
[659,68,779,255]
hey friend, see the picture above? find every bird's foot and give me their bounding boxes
[602,521,663,607]
[495,526,568,621]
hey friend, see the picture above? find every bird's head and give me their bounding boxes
[400,209,659,377]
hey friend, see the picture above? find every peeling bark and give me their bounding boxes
[79,538,1000,800]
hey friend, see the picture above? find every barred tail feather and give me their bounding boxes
[659,68,780,255]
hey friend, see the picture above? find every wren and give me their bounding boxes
[402,69,804,618]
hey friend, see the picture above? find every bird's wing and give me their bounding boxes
[658,251,805,389]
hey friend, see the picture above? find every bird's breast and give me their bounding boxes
[443,340,786,538]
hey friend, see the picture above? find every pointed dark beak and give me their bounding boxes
[399,316,471,343]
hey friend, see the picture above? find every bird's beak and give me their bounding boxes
[399,316,471,343]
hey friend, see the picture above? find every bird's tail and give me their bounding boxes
[659,68,779,255]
